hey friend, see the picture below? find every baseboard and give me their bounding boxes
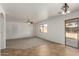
[6,36,35,40]
[36,36,65,45]
[0,47,6,50]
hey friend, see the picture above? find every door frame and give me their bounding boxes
[0,6,6,49]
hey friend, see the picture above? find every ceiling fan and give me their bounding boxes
[24,17,34,24]
[58,3,70,15]
[27,20,34,24]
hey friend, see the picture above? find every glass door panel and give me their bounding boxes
[66,19,77,40]
[65,18,79,48]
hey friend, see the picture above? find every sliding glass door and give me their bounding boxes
[65,18,79,48]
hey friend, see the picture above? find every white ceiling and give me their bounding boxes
[0,3,79,22]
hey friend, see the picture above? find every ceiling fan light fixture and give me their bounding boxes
[27,22,31,24]
[26,19,34,24]
[67,10,70,13]
[27,21,32,24]
[61,10,70,14]
[61,3,70,15]
[61,11,65,14]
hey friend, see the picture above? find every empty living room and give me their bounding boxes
[0,1,79,57]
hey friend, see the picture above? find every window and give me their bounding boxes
[40,24,47,33]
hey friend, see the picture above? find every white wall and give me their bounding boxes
[6,21,34,40]
[35,11,79,44]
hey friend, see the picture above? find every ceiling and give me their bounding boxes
[0,3,79,23]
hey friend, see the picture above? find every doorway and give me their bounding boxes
[0,12,6,49]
